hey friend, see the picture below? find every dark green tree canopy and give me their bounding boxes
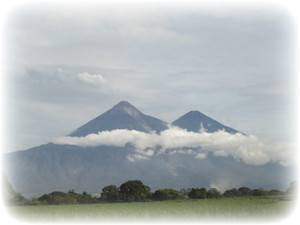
[38,191,93,205]
[119,180,151,202]
[152,189,181,201]
[252,188,268,196]
[101,185,120,202]
[223,188,239,197]
[238,187,252,196]
[38,191,71,204]
[4,177,290,206]
[207,188,221,198]
[188,188,207,199]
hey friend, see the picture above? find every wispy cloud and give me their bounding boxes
[53,127,294,166]
[75,72,107,87]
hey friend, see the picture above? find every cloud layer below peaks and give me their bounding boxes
[53,127,294,166]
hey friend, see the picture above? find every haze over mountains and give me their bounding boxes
[3,101,295,197]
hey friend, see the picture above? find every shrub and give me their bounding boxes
[152,189,181,201]
[223,188,239,197]
[188,188,207,199]
[238,187,252,196]
[206,188,221,198]
[252,188,268,196]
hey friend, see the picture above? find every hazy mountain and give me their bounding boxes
[70,101,168,137]
[172,111,239,133]
[3,101,294,197]
[4,143,293,198]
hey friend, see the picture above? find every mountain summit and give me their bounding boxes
[172,110,239,134]
[69,101,168,137]
[4,101,293,198]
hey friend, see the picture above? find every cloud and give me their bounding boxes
[25,67,107,88]
[6,3,293,154]
[75,72,107,87]
[53,127,294,166]
[126,154,150,162]
[210,179,235,193]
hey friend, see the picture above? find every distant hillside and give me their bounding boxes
[3,101,294,197]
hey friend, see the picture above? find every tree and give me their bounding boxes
[268,189,284,196]
[238,187,252,196]
[38,191,70,204]
[119,180,151,202]
[152,189,181,201]
[188,188,207,199]
[78,191,94,204]
[101,185,120,202]
[252,188,268,196]
[223,188,239,197]
[179,188,191,199]
[206,188,220,198]
[37,191,92,204]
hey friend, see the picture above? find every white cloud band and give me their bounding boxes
[53,127,294,166]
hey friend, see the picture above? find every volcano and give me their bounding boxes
[3,101,294,197]
[69,101,168,137]
[172,110,239,133]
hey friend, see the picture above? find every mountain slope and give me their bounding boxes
[172,111,239,133]
[3,101,294,198]
[70,101,168,137]
[3,143,293,197]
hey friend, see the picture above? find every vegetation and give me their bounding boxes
[4,179,297,206]
[206,188,221,198]
[188,188,206,199]
[38,190,94,205]
[2,175,27,206]
[223,188,240,197]
[152,189,181,201]
[10,196,294,222]
[100,185,119,202]
[119,180,151,202]
[4,179,296,221]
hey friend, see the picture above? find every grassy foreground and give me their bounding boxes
[9,196,295,222]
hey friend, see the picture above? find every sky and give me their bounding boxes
[1,0,298,152]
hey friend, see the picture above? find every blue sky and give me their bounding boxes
[2,1,297,152]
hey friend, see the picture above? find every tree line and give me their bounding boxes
[5,179,297,206]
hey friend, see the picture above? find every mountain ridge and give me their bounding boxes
[4,143,293,197]
[69,101,241,137]
[3,101,293,198]
[172,110,239,134]
[69,101,169,137]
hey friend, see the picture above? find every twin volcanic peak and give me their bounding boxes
[69,101,240,137]
[5,101,292,198]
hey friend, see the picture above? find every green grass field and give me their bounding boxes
[8,196,295,223]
